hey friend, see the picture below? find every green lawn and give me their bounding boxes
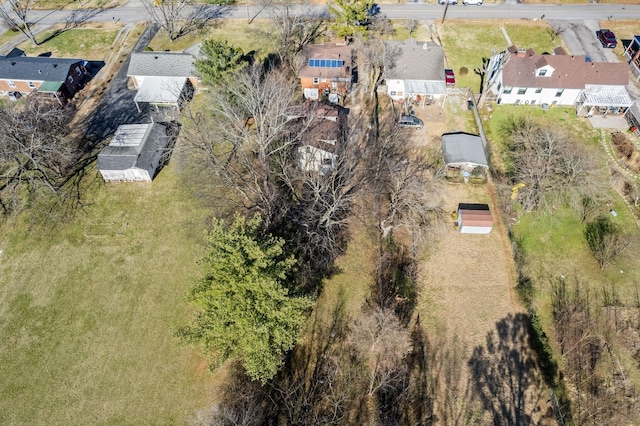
[438,20,561,92]
[18,23,122,59]
[0,162,218,424]
[148,18,277,61]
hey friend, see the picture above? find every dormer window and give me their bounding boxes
[28,81,35,88]
[538,69,547,76]
[7,80,15,87]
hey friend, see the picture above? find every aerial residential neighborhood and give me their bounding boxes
[1,0,640,424]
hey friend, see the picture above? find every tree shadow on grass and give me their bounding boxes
[468,313,554,426]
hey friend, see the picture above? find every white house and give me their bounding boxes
[383,39,447,103]
[127,52,198,112]
[292,102,347,175]
[457,203,493,234]
[97,123,168,182]
[487,46,631,114]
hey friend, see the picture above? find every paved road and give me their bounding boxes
[8,2,640,28]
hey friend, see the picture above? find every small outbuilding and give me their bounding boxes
[442,132,488,182]
[97,123,168,182]
[457,203,493,234]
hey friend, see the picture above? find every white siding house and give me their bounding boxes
[487,46,631,113]
[97,123,168,182]
[383,39,447,103]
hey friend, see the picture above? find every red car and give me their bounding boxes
[596,29,617,48]
[445,69,455,86]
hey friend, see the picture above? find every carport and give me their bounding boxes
[575,85,633,117]
[133,76,187,113]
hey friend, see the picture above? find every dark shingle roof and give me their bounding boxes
[97,124,167,171]
[0,56,81,81]
[127,52,196,78]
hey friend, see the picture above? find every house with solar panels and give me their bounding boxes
[299,43,355,101]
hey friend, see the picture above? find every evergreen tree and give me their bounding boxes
[178,214,312,383]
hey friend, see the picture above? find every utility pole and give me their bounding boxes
[441,2,449,24]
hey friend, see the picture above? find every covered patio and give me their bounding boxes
[133,76,190,115]
[575,85,633,117]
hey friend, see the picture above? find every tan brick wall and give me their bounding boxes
[0,79,42,94]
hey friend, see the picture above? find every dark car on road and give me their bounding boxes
[596,29,617,48]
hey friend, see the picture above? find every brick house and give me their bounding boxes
[299,43,355,101]
[0,49,88,102]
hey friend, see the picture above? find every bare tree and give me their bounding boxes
[501,117,605,212]
[0,0,38,45]
[143,0,226,42]
[349,307,411,396]
[268,0,327,75]
[402,19,419,36]
[0,98,75,214]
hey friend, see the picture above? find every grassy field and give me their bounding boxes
[438,20,561,92]
[148,19,277,61]
[18,23,122,59]
[0,162,219,424]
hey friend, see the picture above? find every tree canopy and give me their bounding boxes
[328,0,376,38]
[195,38,248,86]
[178,214,312,383]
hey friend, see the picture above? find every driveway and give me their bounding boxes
[554,19,640,101]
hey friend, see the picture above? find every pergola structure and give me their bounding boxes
[575,85,633,117]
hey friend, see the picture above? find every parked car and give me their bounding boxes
[462,0,482,4]
[438,0,458,4]
[445,69,455,86]
[397,115,424,129]
[596,29,617,48]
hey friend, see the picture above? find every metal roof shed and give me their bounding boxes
[457,203,493,234]
[97,123,168,182]
[442,133,488,171]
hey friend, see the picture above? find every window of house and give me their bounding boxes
[76,66,82,76]
[517,88,527,95]
[27,81,35,89]
[312,77,319,84]
[68,76,74,84]
[497,83,502,91]
[322,158,333,166]
[538,69,547,76]
[555,89,564,97]
[503,86,512,94]
[535,88,542,93]
[390,91,397,96]
[7,80,15,87]
[321,78,326,83]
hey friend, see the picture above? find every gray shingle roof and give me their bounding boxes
[383,39,445,81]
[0,56,82,82]
[442,133,488,168]
[97,123,167,171]
[127,52,196,78]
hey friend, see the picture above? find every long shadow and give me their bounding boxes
[83,23,160,147]
[468,313,554,426]
[37,8,104,45]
